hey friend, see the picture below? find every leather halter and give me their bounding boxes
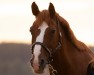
[31,41,61,63]
[31,18,62,63]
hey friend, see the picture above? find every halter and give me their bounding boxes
[31,18,62,63]
[31,41,61,63]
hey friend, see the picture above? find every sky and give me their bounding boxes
[0,0,94,46]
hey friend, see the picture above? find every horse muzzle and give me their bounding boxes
[31,59,47,74]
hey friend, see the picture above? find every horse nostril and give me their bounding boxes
[39,59,46,69]
[40,59,46,68]
[40,59,45,65]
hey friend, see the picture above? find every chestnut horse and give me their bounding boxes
[30,2,94,75]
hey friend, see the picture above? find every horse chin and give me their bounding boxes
[34,65,50,75]
[34,69,44,74]
[33,66,45,74]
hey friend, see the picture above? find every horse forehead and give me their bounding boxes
[38,22,48,30]
[35,21,49,42]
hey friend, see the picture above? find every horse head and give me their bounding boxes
[30,2,61,74]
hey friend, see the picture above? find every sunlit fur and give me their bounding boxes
[31,2,94,75]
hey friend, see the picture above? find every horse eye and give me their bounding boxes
[51,29,56,34]
[30,27,34,35]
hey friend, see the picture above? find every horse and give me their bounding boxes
[30,2,94,75]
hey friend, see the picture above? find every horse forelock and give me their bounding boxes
[35,10,51,25]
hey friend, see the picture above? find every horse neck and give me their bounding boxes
[59,27,77,54]
[51,30,93,75]
[50,30,79,75]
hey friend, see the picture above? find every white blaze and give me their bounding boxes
[33,22,48,66]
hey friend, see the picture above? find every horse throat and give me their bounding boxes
[50,29,79,75]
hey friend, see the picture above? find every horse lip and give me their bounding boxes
[33,65,45,74]
[32,63,39,72]
[32,61,46,74]
[34,67,44,74]
[34,69,43,74]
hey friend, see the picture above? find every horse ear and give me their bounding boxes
[31,2,40,17]
[48,3,56,18]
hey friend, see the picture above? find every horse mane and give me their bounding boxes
[56,13,89,51]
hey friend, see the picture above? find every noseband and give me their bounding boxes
[31,41,61,63]
[31,18,62,63]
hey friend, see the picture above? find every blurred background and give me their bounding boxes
[0,0,94,75]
